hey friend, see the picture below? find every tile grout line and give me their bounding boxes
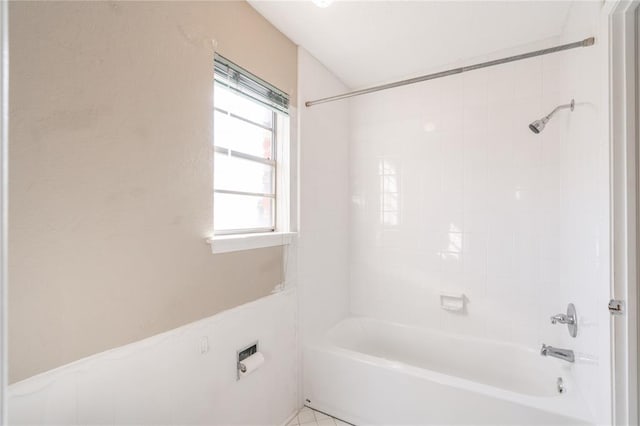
[303,405,356,426]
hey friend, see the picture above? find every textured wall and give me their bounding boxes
[9,1,297,383]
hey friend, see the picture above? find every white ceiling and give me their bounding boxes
[248,1,601,89]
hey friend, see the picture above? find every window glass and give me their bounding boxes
[214,83,273,128]
[214,193,274,232]
[214,154,274,195]
[214,109,273,160]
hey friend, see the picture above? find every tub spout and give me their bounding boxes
[540,344,575,363]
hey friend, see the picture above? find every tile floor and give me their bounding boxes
[287,406,351,426]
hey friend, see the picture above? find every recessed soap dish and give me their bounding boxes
[440,292,466,312]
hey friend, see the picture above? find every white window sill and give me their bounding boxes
[206,232,296,254]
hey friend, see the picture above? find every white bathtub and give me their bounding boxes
[303,317,591,425]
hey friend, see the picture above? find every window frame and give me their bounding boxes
[213,100,278,236]
[212,54,289,237]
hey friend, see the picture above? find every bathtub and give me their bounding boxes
[303,317,591,425]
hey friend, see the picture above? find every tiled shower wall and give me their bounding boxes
[349,41,610,422]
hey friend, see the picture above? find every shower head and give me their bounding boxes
[528,99,575,134]
[528,118,548,134]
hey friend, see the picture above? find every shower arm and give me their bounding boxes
[544,100,575,122]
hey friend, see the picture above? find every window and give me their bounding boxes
[379,158,399,227]
[213,54,289,235]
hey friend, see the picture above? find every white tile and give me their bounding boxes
[343,42,609,423]
[8,391,45,425]
[76,360,116,425]
[316,418,336,426]
[297,408,316,425]
[41,374,78,425]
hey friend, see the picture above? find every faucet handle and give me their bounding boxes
[549,303,578,338]
[550,313,573,324]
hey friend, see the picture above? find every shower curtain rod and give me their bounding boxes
[305,37,595,107]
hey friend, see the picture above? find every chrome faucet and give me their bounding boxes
[550,313,574,325]
[550,303,578,338]
[540,344,575,363]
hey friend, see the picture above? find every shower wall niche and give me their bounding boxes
[348,42,610,423]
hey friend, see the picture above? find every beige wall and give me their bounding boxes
[9,1,297,383]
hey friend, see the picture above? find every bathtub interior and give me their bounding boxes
[324,317,572,398]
